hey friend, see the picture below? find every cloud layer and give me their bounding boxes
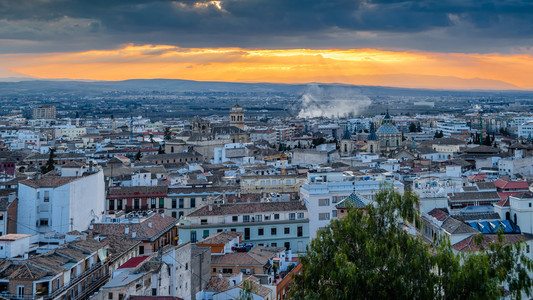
[3,44,533,89]
[1,0,533,53]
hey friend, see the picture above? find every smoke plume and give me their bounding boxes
[297,84,372,118]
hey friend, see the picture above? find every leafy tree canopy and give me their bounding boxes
[291,186,533,300]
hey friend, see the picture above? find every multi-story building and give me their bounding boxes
[166,187,237,219]
[300,169,404,239]
[33,105,56,119]
[240,174,305,195]
[17,168,105,235]
[54,126,88,140]
[0,191,17,236]
[178,201,309,252]
[93,211,178,255]
[436,121,470,137]
[0,237,109,299]
[518,120,533,139]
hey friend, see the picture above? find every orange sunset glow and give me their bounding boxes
[3,44,533,90]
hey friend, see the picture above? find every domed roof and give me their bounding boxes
[376,124,400,134]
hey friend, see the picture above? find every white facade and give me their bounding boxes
[518,120,533,139]
[17,170,105,235]
[300,170,404,239]
[0,234,36,258]
[436,122,470,137]
[495,194,533,234]
[498,157,533,177]
[54,126,87,140]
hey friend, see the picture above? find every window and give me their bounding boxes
[39,219,49,226]
[172,199,177,209]
[190,198,196,208]
[172,211,177,218]
[244,228,250,240]
[152,289,157,296]
[203,230,209,238]
[108,293,113,299]
[159,198,164,208]
[255,215,262,222]
[179,199,184,208]
[284,242,291,250]
[139,246,144,255]
[17,286,24,297]
[319,213,330,221]
[232,216,238,222]
[271,242,277,247]
[258,228,264,236]
[151,198,156,206]
[222,268,233,274]
[274,214,280,220]
[44,191,50,202]
[332,210,338,218]
[289,213,295,220]
[319,198,330,206]
[230,228,236,232]
[213,268,216,272]
[286,180,291,185]
[264,215,271,221]
[134,199,140,210]
[271,227,277,235]
[243,215,250,222]
[0,213,3,221]
[109,200,114,211]
[284,227,290,234]
[178,211,184,218]
[191,231,197,243]
[201,219,208,225]
[297,212,304,219]
[117,199,123,209]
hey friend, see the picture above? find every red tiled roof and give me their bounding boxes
[93,213,177,241]
[428,208,449,221]
[497,191,523,201]
[118,255,150,269]
[494,198,510,207]
[493,179,529,190]
[453,234,525,252]
[468,174,487,180]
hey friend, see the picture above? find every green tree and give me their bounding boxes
[237,279,258,300]
[41,148,56,174]
[290,186,533,300]
[164,127,172,140]
[409,122,417,132]
[134,150,142,161]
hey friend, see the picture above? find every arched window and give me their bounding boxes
[505,212,510,221]
[344,144,347,153]
[514,213,518,224]
[370,144,374,153]
[171,146,174,153]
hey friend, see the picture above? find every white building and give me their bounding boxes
[436,122,470,137]
[0,234,38,258]
[300,169,404,239]
[54,126,87,140]
[494,192,533,234]
[17,168,105,235]
[518,120,533,139]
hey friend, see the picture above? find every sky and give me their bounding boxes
[1,0,533,89]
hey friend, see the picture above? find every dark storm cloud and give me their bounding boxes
[1,0,533,53]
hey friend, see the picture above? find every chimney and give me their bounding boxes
[208,203,213,211]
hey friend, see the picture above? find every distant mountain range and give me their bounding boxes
[0,78,531,97]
